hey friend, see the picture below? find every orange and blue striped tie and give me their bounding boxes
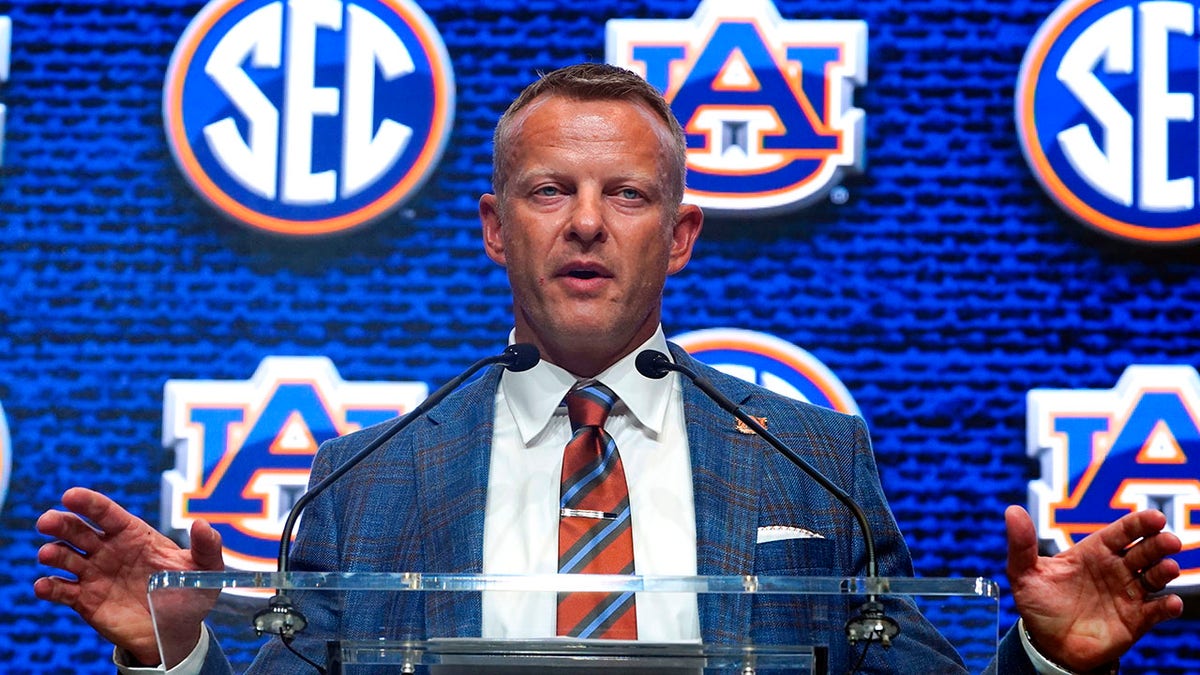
[556,382,637,639]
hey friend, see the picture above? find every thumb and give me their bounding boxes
[1005,504,1040,581]
[189,519,225,572]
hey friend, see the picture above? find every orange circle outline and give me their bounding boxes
[163,0,454,236]
[676,332,858,415]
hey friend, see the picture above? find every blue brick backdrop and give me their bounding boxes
[0,0,1196,672]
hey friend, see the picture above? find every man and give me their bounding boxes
[36,63,1183,674]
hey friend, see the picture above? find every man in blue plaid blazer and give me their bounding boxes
[37,63,1182,674]
[217,343,988,673]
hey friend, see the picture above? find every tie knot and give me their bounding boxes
[565,382,617,430]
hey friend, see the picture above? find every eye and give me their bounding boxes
[617,187,643,200]
[533,185,562,197]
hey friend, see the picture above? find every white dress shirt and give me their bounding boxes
[481,327,700,641]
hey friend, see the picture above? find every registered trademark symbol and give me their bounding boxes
[829,186,849,205]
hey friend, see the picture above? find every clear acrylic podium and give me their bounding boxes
[147,572,999,674]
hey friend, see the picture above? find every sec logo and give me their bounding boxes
[673,328,860,415]
[163,0,455,236]
[1017,0,1200,245]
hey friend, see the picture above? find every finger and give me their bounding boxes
[33,575,82,609]
[1005,505,1040,578]
[1121,530,1183,573]
[60,487,141,538]
[1095,509,1168,555]
[35,509,83,538]
[38,540,88,578]
[189,519,225,572]
[1140,592,1184,627]
[36,510,105,554]
[1139,558,1182,593]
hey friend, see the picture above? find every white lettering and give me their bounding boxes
[203,3,283,199]
[341,4,413,198]
[196,0,418,207]
[1056,7,1133,206]
[1138,2,1194,211]
[1,16,12,168]
[281,0,342,205]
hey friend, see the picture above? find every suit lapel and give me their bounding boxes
[670,345,761,643]
[417,366,501,572]
[413,366,503,636]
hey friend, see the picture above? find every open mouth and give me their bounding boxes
[558,262,611,281]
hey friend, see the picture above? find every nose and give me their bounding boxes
[567,188,606,246]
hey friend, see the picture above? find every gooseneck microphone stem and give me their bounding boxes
[635,349,878,578]
[275,343,540,574]
[253,344,540,643]
[635,349,898,651]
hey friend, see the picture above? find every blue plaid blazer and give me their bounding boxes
[205,345,1030,674]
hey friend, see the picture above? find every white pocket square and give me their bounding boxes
[756,525,825,543]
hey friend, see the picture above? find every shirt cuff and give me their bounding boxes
[113,625,210,675]
[1019,618,1119,675]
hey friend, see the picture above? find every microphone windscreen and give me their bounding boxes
[635,350,671,379]
[504,343,541,372]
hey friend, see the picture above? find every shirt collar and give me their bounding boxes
[500,327,677,445]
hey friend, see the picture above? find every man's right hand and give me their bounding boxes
[34,487,225,668]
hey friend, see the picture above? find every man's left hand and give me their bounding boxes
[1006,505,1184,672]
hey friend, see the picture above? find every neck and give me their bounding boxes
[517,328,657,379]
[536,343,628,379]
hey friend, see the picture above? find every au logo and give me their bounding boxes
[673,328,860,415]
[1017,0,1200,245]
[162,357,427,570]
[607,0,867,216]
[163,0,455,236]
[1027,366,1200,589]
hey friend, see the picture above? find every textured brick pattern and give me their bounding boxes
[0,0,1196,672]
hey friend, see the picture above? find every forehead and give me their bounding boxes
[505,95,675,170]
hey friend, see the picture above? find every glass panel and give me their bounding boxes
[148,572,999,674]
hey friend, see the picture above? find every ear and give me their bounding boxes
[666,203,703,275]
[479,193,507,266]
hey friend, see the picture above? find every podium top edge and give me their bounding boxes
[147,572,1000,599]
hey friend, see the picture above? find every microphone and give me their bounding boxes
[635,349,899,647]
[252,343,540,641]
